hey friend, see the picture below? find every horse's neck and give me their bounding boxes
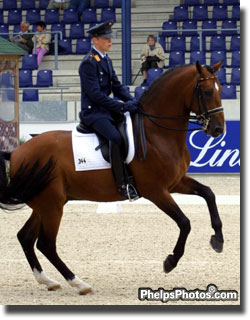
[142,67,196,152]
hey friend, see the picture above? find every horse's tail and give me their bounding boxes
[0,151,56,210]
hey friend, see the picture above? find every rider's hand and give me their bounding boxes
[121,100,138,113]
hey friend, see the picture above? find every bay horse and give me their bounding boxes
[0,61,225,295]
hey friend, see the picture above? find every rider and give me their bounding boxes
[78,21,139,201]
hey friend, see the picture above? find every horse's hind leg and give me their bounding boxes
[150,191,191,273]
[17,211,61,290]
[172,175,224,252]
[36,203,92,295]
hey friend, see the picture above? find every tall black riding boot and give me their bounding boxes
[109,141,139,202]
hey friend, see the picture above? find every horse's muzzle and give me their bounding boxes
[207,117,225,138]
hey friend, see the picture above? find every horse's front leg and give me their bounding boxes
[150,191,191,273]
[172,175,224,253]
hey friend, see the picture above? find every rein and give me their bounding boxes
[134,73,224,161]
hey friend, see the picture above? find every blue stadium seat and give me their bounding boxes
[190,51,206,65]
[184,0,200,5]
[58,38,72,54]
[190,35,206,51]
[193,5,208,20]
[93,0,109,8]
[0,72,13,87]
[212,5,228,20]
[204,0,219,4]
[81,8,97,23]
[112,0,122,7]
[8,9,22,25]
[146,68,163,85]
[222,0,239,4]
[210,35,226,51]
[182,20,198,36]
[19,70,33,87]
[45,9,60,25]
[22,89,39,101]
[170,36,186,51]
[221,85,236,99]
[3,89,15,101]
[3,0,17,10]
[51,23,66,39]
[101,7,116,22]
[162,20,178,37]
[31,24,37,33]
[221,20,238,35]
[232,5,240,20]
[173,6,189,21]
[0,24,9,39]
[158,35,167,53]
[26,9,41,25]
[230,68,240,85]
[36,69,53,87]
[13,24,21,34]
[169,51,185,67]
[63,9,79,24]
[210,51,227,67]
[22,54,38,70]
[202,20,217,36]
[39,0,49,9]
[0,10,3,24]
[21,0,36,9]
[230,35,240,51]
[69,22,84,39]
[134,86,147,99]
[216,67,227,84]
[231,50,240,67]
[75,37,91,54]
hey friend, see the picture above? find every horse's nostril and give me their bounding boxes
[215,126,223,135]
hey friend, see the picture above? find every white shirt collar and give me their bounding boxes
[93,46,106,59]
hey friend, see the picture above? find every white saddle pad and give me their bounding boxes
[72,112,135,171]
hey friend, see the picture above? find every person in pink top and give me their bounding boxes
[33,21,51,67]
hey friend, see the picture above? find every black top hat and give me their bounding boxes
[87,21,115,38]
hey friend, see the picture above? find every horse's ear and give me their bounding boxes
[196,61,202,74]
[212,60,224,73]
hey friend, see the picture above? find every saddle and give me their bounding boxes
[76,114,129,163]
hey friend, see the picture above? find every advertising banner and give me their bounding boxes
[187,121,240,173]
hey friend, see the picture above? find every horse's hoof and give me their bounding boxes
[48,283,61,291]
[163,255,175,273]
[210,235,223,253]
[79,287,92,295]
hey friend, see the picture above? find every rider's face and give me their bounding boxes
[93,36,112,54]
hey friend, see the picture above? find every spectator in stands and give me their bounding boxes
[9,21,33,53]
[78,21,139,201]
[69,0,90,17]
[140,35,165,85]
[33,21,51,67]
[47,0,71,10]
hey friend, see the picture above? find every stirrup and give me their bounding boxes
[126,184,140,202]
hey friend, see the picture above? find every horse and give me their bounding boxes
[0,61,225,295]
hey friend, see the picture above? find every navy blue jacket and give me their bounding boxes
[79,48,133,126]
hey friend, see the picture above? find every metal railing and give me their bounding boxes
[115,27,240,51]
[0,31,63,70]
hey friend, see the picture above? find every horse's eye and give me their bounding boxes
[204,89,213,97]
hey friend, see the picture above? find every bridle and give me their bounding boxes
[193,74,224,131]
[134,73,224,160]
[137,73,224,132]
